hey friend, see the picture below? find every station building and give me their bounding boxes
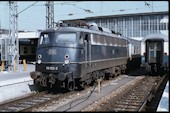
[0,30,40,63]
[63,11,168,40]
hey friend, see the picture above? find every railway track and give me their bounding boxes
[93,74,167,111]
[0,74,122,112]
[0,90,77,112]
[0,73,167,112]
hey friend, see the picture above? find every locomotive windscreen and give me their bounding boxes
[56,33,76,43]
[39,33,54,45]
[39,32,77,45]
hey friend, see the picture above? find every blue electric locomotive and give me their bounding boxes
[30,21,129,90]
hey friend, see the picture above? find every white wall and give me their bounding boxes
[164,42,169,55]
[18,31,40,39]
[141,41,145,56]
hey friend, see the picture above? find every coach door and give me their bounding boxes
[146,40,163,64]
[84,33,91,67]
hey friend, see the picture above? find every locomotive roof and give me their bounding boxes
[142,33,168,42]
[41,26,127,40]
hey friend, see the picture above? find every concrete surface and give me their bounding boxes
[157,81,169,112]
[0,64,36,103]
[54,75,136,111]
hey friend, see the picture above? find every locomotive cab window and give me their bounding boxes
[39,33,50,45]
[56,33,77,43]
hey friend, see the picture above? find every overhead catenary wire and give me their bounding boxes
[0,1,167,30]
[17,1,38,15]
[19,1,166,17]
[32,1,81,6]
[54,5,167,18]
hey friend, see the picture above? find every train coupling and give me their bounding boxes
[30,71,42,80]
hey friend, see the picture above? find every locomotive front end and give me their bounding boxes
[30,28,83,90]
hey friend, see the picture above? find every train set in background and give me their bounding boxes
[0,21,168,90]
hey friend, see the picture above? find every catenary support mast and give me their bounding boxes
[7,1,19,71]
[46,1,54,28]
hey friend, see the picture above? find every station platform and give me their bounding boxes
[157,81,169,112]
[0,64,36,103]
[0,64,35,86]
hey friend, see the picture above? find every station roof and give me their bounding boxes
[84,11,168,19]
[62,11,168,21]
[18,31,40,39]
[0,30,40,39]
[141,33,168,42]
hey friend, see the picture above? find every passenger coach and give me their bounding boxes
[141,33,169,75]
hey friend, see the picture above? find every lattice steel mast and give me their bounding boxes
[46,1,54,28]
[7,1,19,71]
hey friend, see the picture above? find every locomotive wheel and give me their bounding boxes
[115,67,121,77]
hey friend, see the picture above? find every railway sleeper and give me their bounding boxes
[115,101,142,106]
[114,104,139,109]
[15,104,31,108]
[116,99,142,103]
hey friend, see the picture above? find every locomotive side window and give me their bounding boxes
[114,38,117,46]
[79,33,90,44]
[57,33,76,43]
[91,34,100,45]
[123,39,126,47]
[84,34,89,42]
[111,38,115,46]
[79,33,84,44]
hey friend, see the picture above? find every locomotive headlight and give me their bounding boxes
[38,54,42,59]
[64,59,70,64]
[37,60,41,64]
[65,54,69,59]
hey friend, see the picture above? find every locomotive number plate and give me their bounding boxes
[46,66,58,71]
